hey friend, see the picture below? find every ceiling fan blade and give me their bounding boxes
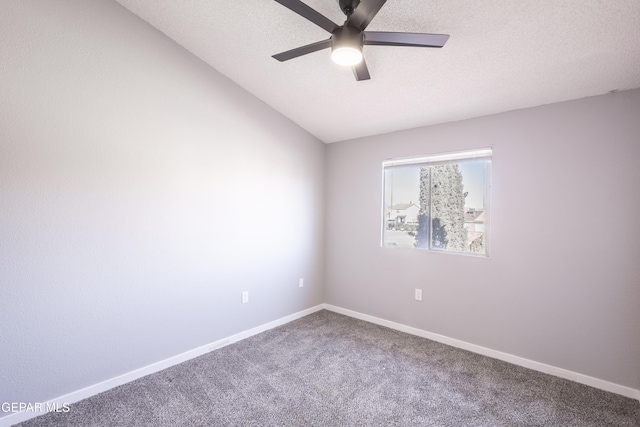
[272,39,332,62]
[274,0,339,33]
[352,58,371,81]
[364,31,449,47]
[346,0,387,31]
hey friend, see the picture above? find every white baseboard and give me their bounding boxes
[0,304,325,427]
[323,303,640,402]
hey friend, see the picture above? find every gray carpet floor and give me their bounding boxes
[16,310,640,426]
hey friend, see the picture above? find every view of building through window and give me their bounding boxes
[382,149,491,255]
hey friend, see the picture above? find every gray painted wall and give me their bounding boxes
[0,0,324,405]
[325,89,640,390]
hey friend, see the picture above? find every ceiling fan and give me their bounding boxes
[272,0,449,81]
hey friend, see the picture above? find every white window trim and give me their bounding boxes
[381,148,492,256]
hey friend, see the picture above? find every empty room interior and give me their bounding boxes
[1,0,640,426]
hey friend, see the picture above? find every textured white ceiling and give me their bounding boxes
[114,0,640,143]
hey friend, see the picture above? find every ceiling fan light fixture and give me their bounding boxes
[331,25,363,66]
[331,46,363,66]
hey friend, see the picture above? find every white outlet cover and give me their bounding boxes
[241,291,249,304]
[299,278,304,288]
[415,289,423,301]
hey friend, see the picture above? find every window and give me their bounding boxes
[382,148,492,256]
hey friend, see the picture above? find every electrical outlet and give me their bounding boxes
[299,278,304,288]
[241,291,249,304]
[415,289,423,301]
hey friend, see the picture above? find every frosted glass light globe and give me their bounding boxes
[331,46,363,66]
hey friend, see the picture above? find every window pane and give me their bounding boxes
[415,167,429,249]
[382,151,490,256]
[430,164,468,251]
[461,160,489,255]
[429,160,488,255]
[383,166,420,248]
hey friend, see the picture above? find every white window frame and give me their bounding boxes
[381,148,492,256]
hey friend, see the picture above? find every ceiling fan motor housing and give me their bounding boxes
[331,25,363,51]
[330,25,363,66]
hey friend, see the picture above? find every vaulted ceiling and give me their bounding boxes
[115,0,640,143]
